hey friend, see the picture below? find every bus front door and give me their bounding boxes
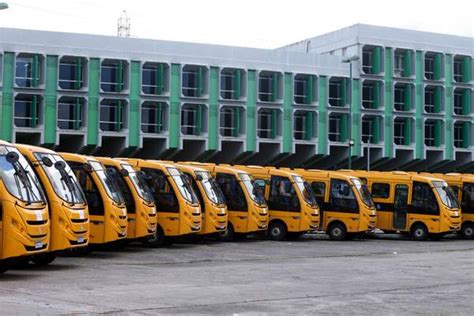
[393,184,408,230]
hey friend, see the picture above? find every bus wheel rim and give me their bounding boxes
[465,227,473,236]
[333,228,341,236]
[415,229,424,237]
[271,227,281,236]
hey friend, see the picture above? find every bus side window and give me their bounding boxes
[371,183,390,199]
[69,162,104,215]
[311,181,326,205]
[412,181,439,215]
[142,168,179,213]
[216,173,247,211]
[269,176,299,212]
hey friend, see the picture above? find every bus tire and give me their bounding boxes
[328,222,347,241]
[143,226,166,248]
[220,224,235,242]
[410,223,429,241]
[461,222,474,239]
[31,253,56,266]
[268,221,287,241]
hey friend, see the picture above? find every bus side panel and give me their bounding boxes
[229,211,249,233]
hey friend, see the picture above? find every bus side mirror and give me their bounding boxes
[83,163,93,173]
[6,151,20,164]
[54,160,67,170]
[120,168,129,177]
[41,156,53,167]
[195,174,203,182]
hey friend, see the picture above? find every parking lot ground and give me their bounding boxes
[1,233,473,315]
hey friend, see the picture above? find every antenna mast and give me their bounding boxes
[117,10,131,37]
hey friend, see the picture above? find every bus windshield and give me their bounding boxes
[238,173,266,206]
[90,161,124,204]
[462,183,474,213]
[351,178,375,208]
[433,181,459,209]
[122,163,154,204]
[0,146,44,204]
[167,167,198,204]
[292,176,318,207]
[195,171,225,205]
[34,153,85,204]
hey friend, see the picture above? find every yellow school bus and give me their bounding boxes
[347,170,461,240]
[60,153,128,245]
[123,159,201,246]
[286,169,376,240]
[0,142,50,272]
[174,163,228,236]
[95,157,157,242]
[189,163,269,241]
[235,165,319,241]
[421,173,474,239]
[16,145,89,265]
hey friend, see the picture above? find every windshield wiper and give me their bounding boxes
[11,162,36,205]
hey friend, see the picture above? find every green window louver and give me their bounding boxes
[372,117,380,144]
[463,57,472,83]
[233,107,240,137]
[156,103,163,133]
[270,110,277,139]
[271,73,278,102]
[372,47,382,74]
[117,61,124,92]
[340,115,348,142]
[462,89,471,115]
[156,63,164,95]
[462,122,470,148]
[234,70,241,100]
[433,53,442,80]
[196,67,203,97]
[31,54,40,87]
[404,85,412,111]
[74,98,81,130]
[305,112,313,141]
[195,105,202,136]
[341,79,347,106]
[404,50,412,77]
[31,95,38,128]
[115,100,122,131]
[434,86,442,113]
[403,120,411,145]
[306,75,313,105]
[434,121,442,147]
[373,82,381,109]
[74,57,82,90]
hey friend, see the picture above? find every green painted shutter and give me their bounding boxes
[196,67,203,97]
[404,120,411,145]
[156,63,164,95]
[74,98,81,130]
[270,110,277,139]
[462,89,471,115]
[271,73,278,102]
[306,75,313,104]
[434,120,442,147]
[340,79,347,106]
[234,69,241,100]
[117,61,123,92]
[156,103,163,133]
[433,53,442,80]
[404,50,412,77]
[373,82,380,109]
[340,115,348,142]
[462,122,470,148]
[195,105,202,135]
[462,57,471,83]
[372,47,381,74]
[372,117,380,144]
[31,95,38,127]
[404,85,412,111]
[115,100,122,131]
[233,107,240,137]
[32,55,39,87]
[434,86,442,113]
[305,112,313,141]
[75,57,82,90]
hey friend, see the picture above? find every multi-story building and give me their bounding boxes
[0,24,472,171]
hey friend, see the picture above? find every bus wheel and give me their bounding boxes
[410,224,428,241]
[31,253,56,266]
[268,222,287,241]
[220,224,235,242]
[143,226,166,247]
[461,222,474,239]
[328,222,347,241]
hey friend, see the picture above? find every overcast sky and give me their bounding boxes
[1,0,473,48]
